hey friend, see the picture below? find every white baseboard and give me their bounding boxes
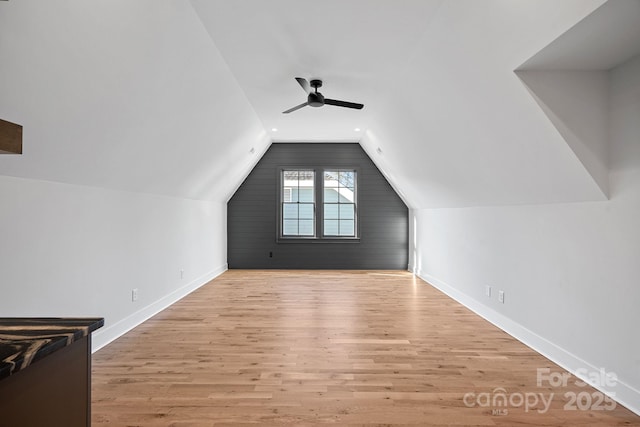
[414,269,640,417]
[91,264,228,353]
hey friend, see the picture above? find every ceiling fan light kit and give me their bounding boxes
[283,77,364,114]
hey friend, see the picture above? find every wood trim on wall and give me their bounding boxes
[0,118,23,154]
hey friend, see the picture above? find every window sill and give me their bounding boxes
[277,237,360,244]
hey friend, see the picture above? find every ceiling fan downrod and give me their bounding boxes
[308,79,324,107]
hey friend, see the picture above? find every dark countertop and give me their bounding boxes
[0,317,104,380]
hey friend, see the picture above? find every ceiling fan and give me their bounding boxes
[283,77,364,114]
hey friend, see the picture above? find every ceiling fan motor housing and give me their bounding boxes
[308,91,325,107]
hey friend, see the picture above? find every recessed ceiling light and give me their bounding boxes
[354,128,361,132]
[271,128,278,132]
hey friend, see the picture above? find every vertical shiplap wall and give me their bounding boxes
[228,143,408,269]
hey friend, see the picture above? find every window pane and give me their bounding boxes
[339,171,355,188]
[284,170,299,180]
[339,204,354,220]
[324,204,338,220]
[283,188,292,202]
[283,203,298,219]
[324,188,339,202]
[324,171,338,184]
[299,220,314,236]
[283,220,298,235]
[322,169,357,238]
[282,169,315,237]
[299,188,314,202]
[339,188,355,203]
[299,203,314,219]
[324,219,339,236]
[339,220,355,236]
[283,187,297,202]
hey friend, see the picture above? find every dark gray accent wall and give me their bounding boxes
[227,143,408,269]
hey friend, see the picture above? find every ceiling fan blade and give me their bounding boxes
[295,77,311,94]
[324,99,364,110]
[282,102,309,114]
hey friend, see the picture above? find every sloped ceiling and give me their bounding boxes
[0,0,268,202]
[2,0,636,209]
[516,0,640,200]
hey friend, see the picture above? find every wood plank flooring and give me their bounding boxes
[92,270,640,426]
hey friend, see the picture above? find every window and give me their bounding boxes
[283,187,292,202]
[323,170,356,237]
[279,168,358,240]
[281,170,315,237]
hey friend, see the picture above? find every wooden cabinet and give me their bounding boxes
[0,318,103,427]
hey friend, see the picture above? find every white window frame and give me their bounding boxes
[280,169,316,238]
[322,169,357,238]
[278,167,360,242]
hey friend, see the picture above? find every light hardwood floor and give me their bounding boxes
[92,270,640,426]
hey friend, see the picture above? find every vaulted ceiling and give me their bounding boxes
[1,0,638,208]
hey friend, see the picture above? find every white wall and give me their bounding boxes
[0,0,265,350]
[412,54,640,414]
[0,175,227,350]
[516,70,610,196]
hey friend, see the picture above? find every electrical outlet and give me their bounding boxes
[180,269,184,280]
[498,290,505,304]
[485,285,492,298]
[132,288,138,302]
